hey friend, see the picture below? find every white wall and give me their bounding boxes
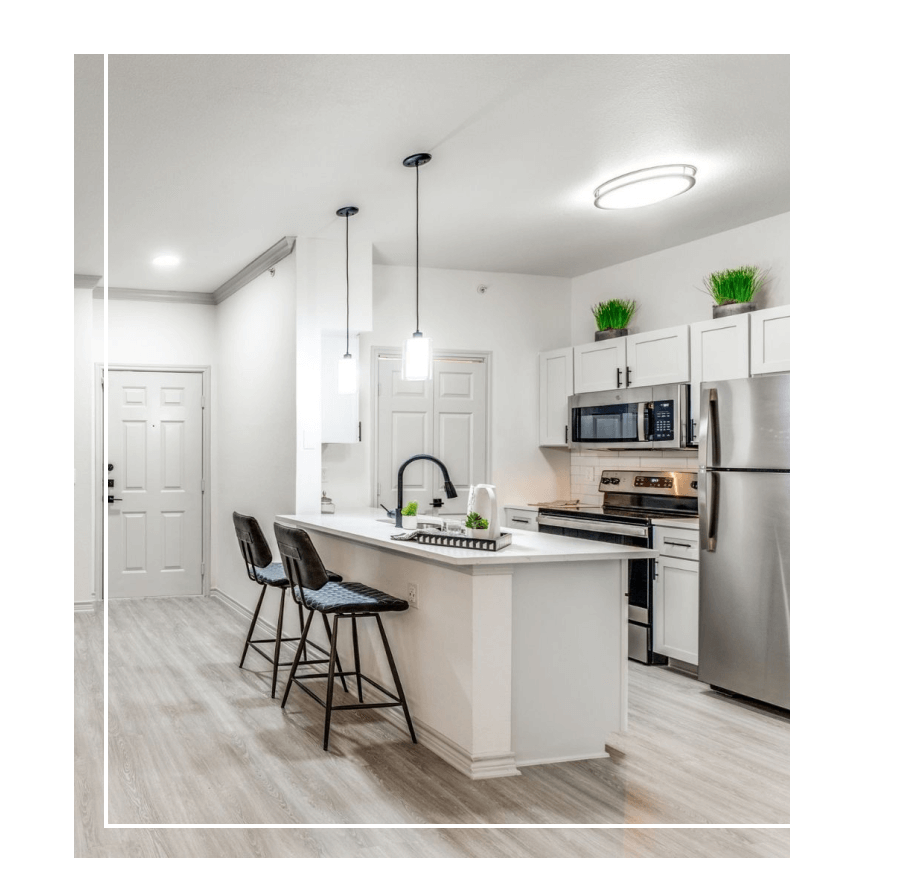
[74,287,97,605]
[214,254,298,620]
[568,212,790,504]
[571,213,790,346]
[321,264,573,513]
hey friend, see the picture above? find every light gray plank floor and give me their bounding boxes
[75,597,789,857]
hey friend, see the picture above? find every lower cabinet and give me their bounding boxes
[652,524,699,666]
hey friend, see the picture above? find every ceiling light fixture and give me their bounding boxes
[401,152,433,382]
[152,254,180,267]
[593,164,697,210]
[336,205,359,395]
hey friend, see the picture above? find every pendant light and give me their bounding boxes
[401,152,433,381]
[336,205,359,394]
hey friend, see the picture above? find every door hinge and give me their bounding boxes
[201,562,206,576]
[201,478,205,492]
[358,421,362,442]
[201,395,206,409]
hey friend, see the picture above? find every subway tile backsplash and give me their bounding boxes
[569,449,699,505]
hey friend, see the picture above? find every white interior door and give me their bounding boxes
[107,370,204,598]
[377,355,487,518]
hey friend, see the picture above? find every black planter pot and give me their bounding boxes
[594,327,629,341]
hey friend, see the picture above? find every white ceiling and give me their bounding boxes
[75,54,789,292]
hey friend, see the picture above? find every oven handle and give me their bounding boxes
[537,514,649,538]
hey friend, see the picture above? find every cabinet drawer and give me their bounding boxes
[504,507,539,532]
[652,525,699,560]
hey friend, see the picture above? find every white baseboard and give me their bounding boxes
[74,599,98,613]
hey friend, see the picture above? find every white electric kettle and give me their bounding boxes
[467,483,500,539]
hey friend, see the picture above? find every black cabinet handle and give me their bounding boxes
[626,367,632,387]
[564,425,568,444]
[616,368,622,388]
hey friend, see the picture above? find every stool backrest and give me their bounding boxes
[232,512,274,569]
[274,522,330,592]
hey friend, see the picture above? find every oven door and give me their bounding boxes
[537,514,658,664]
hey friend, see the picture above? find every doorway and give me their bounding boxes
[375,350,490,518]
[104,366,210,598]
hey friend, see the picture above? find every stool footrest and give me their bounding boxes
[247,636,330,667]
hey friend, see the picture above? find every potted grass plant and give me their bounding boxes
[592,298,638,341]
[703,265,768,318]
[401,500,419,530]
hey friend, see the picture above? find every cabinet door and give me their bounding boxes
[653,555,699,665]
[689,314,750,437]
[539,347,573,447]
[573,338,626,393]
[504,507,539,531]
[626,325,690,387]
[750,305,790,375]
[322,332,360,443]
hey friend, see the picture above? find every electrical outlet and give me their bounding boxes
[406,582,418,609]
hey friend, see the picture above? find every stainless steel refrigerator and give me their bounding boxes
[697,374,790,710]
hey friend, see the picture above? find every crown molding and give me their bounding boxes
[213,236,296,304]
[105,288,216,305]
[74,274,102,290]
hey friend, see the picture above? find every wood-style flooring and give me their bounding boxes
[75,596,789,857]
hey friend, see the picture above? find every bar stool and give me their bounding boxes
[232,512,346,698]
[274,521,417,751]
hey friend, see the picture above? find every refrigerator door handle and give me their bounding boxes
[699,469,719,552]
[699,387,720,468]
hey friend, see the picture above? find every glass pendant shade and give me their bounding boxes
[401,331,433,381]
[337,352,357,394]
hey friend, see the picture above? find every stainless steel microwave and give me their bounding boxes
[569,383,691,450]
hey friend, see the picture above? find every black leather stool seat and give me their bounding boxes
[294,581,408,614]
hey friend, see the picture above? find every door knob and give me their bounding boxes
[107,495,122,504]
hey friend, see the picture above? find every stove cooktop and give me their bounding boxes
[539,506,698,524]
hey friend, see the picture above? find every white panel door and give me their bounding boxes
[573,339,626,393]
[432,360,487,515]
[107,370,204,598]
[377,358,433,514]
[625,324,690,387]
[539,347,574,445]
[750,305,790,375]
[377,355,487,518]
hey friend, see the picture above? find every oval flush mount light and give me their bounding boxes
[594,164,697,209]
[152,254,180,267]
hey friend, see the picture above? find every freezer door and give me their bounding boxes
[698,470,790,709]
[698,375,790,470]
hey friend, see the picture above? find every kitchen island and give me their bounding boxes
[276,509,656,779]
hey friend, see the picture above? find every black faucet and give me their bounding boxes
[395,454,458,527]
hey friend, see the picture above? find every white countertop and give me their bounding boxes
[277,508,657,568]
[651,516,700,529]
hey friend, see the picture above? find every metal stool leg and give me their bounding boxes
[239,584,267,668]
[270,586,287,698]
[320,612,349,692]
[323,614,341,750]
[375,614,417,743]
[351,614,363,702]
[281,608,316,709]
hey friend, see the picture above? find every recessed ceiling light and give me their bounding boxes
[152,254,180,267]
[594,164,697,210]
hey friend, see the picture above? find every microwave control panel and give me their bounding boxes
[652,400,674,440]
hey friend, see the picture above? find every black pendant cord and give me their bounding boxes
[344,212,350,357]
[415,163,420,334]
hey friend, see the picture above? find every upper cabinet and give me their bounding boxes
[689,313,751,432]
[574,325,690,393]
[750,305,790,375]
[322,331,360,443]
[539,347,573,447]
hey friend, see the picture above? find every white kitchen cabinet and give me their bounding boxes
[689,313,751,439]
[750,305,790,375]
[539,347,573,447]
[652,523,699,666]
[573,325,689,394]
[504,506,539,532]
[321,331,360,443]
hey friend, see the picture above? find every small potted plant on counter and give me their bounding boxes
[592,298,637,341]
[401,500,419,530]
[703,265,768,318]
[465,511,490,539]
